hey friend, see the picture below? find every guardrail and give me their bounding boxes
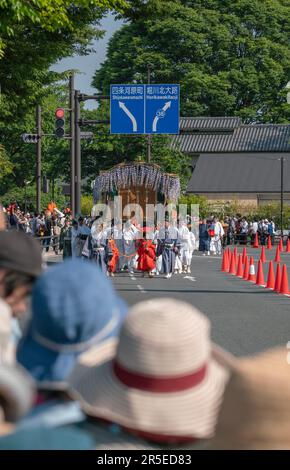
[224,233,289,246]
[33,234,60,252]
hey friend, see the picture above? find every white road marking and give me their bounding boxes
[129,273,146,292]
[137,284,146,293]
[183,276,196,282]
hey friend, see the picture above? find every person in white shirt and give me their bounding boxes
[187,224,196,274]
[178,220,191,274]
[123,221,139,274]
[252,220,258,234]
[213,218,224,255]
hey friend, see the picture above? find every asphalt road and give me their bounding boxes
[112,246,290,358]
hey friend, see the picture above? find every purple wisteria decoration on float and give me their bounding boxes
[93,163,180,203]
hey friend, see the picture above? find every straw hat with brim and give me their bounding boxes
[68,299,232,441]
[209,347,290,450]
[17,259,127,390]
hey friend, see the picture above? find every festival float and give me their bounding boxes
[92,162,180,222]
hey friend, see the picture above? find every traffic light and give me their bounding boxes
[55,108,65,138]
[22,133,40,143]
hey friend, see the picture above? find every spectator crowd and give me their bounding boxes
[0,201,289,450]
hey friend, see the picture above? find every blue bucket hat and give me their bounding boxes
[17,259,127,388]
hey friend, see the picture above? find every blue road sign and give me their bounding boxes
[110,84,180,134]
[110,84,145,134]
[145,84,180,134]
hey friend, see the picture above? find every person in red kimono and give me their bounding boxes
[106,237,119,277]
[137,228,156,278]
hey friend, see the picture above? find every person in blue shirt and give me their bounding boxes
[199,219,210,256]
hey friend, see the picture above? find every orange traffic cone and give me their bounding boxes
[226,251,231,269]
[274,246,281,263]
[229,251,237,275]
[253,232,259,248]
[279,238,284,252]
[266,261,275,289]
[286,239,290,253]
[247,257,256,282]
[243,256,249,280]
[236,254,243,277]
[242,247,247,264]
[233,247,238,264]
[221,250,229,272]
[267,235,272,250]
[259,246,266,263]
[279,264,290,296]
[274,263,282,293]
[255,260,266,287]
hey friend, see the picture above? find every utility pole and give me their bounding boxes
[74,90,81,216]
[36,105,41,213]
[281,157,284,242]
[70,74,75,217]
[72,92,110,215]
[147,64,152,163]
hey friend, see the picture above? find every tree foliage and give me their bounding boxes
[0,144,14,182]
[94,0,290,123]
[0,1,128,207]
[0,0,127,57]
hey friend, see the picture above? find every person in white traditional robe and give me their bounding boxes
[77,217,91,254]
[85,223,108,273]
[178,220,191,274]
[123,222,139,274]
[187,227,196,273]
[158,220,180,279]
[213,217,224,255]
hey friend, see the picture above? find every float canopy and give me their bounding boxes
[92,162,180,203]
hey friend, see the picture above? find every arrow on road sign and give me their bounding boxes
[119,102,137,132]
[183,276,196,282]
[152,101,171,132]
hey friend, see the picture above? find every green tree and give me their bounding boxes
[0,144,13,181]
[0,0,127,57]
[0,1,129,203]
[94,0,290,123]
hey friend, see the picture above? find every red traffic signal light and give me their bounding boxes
[55,108,65,119]
[55,108,65,138]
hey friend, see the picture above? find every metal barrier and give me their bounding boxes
[33,234,61,252]
[224,233,289,246]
